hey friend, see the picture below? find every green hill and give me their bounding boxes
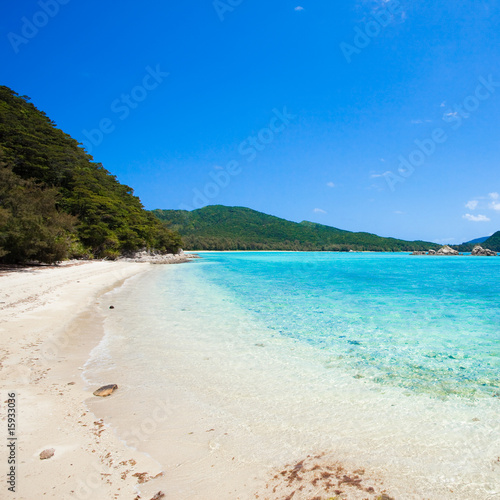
[153,205,440,252]
[0,86,182,263]
[455,232,500,252]
[483,231,500,251]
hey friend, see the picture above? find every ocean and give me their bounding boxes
[84,252,500,499]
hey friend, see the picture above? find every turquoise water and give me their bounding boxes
[194,252,500,398]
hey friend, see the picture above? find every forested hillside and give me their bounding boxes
[153,205,440,252]
[0,86,181,263]
[483,231,500,251]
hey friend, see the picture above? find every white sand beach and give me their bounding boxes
[0,260,396,500]
[2,258,499,500]
[0,261,165,500]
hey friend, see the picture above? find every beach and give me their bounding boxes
[1,254,500,500]
[0,261,165,499]
[0,259,396,500]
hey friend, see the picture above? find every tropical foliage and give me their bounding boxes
[153,205,441,252]
[0,86,182,263]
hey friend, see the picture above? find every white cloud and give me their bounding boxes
[326,182,335,188]
[214,165,224,170]
[294,6,304,11]
[463,192,500,212]
[465,200,478,210]
[313,208,327,214]
[370,171,391,178]
[394,211,404,215]
[411,119,423,124]
[463,214,490,222]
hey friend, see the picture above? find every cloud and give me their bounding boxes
[440,101,446,108]
[463,214,490,222]
[370,171,391,178]
[410,119,433,125]
[326,182,335,188]
[214,165,224,170]
[465,200,478,210]
[463,192,500,212]
[294,6,304,11]
[394,211,404,215]
[313,208,327,214]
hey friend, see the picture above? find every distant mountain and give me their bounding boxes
[483,231,500,251]
[454,232,499,252]
[465,236,489,245]
[153,205,440,252]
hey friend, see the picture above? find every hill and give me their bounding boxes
[465,236,489,245]
[454,233,499,253]
[0,86,182,263]
[483,231,500,251]
[153,205,440,252]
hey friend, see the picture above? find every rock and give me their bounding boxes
[93,384,118,397]
[411,251,426,255]
[40,448,55,460]
[109,305,115,309]
[427,249,436,255]
[436,245,459,256]
[471,245,497,256]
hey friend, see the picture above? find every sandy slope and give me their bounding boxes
[0,261,166,500]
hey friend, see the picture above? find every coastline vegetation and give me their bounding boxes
[454,231,500,253]
[0,86,182,264]
[153,205,442,252]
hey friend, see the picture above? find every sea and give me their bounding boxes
[84,252,500,499]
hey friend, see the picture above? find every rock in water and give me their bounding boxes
[427,249,437,255]
[471,245,497,256]
[93,384,118,397]
[436,245,459,255]
[40,448,55,460]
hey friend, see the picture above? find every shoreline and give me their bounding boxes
[2,256,499,499]
[0,261,167,499]
[78,258,500,499]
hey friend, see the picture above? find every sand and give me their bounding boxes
[0,259,397,500]
[0,261,166,500]
[4,258,493,499]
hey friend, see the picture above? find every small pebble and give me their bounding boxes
[40,448,55,460]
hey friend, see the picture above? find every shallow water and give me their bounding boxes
[84,253,500,499]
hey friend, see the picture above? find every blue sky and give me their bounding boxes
[2,0,500,244]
